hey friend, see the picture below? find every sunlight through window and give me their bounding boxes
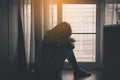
[49,4,96,62]
[63,4,96,62]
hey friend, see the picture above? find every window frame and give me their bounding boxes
[55,0,101,69]
[44,0,102,69]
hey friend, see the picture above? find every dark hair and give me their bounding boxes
[51,22,72,39]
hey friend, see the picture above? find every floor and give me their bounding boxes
[62,70,102,80]
[19,70,103,80]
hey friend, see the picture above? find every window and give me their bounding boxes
[105,1,120,25]
[105,4,117,25]
[63,4,96,62]
[49,4,96,62]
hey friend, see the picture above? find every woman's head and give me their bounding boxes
[51,22,72,39]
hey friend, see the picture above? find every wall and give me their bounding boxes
[8,0,19,79]
[0,0,9,80]
[0,0,19,80]
[103,25,120,80]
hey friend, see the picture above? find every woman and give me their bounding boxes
[41,22,91,80]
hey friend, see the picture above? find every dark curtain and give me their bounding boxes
[17,1,27,77]
[18,0,43,70]
[17,0,54,72]
[34,0,43,66]
[18,13,27,77]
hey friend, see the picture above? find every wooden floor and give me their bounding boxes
[20,70,103,80]
[20,69,120,80]
[62,70,102,80]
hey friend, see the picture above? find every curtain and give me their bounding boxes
[43,0,57,32]
[18,0,55,71]
[19,0,35,70]
[18,9,27,76]
[34,0,42,66]
[19,0,44,70]
[105,0,120,25]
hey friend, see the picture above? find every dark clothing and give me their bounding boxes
[40,30,74,79]
[39,22,91,80]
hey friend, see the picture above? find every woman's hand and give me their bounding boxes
[68,37,76,42]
